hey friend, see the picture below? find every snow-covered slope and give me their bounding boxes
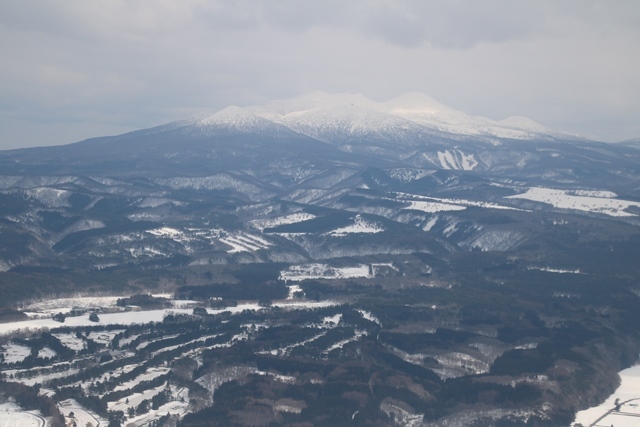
[245,91,575,143]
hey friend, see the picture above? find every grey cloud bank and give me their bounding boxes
[1,1,639,149]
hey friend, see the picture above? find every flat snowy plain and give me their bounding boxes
[573,364,640,427]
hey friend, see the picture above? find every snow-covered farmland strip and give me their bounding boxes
[250,213,317,231]
[0,309,194,336]
[1,302,341,337]
[85,364,139,390]
[150,334,221,357]
[6,369,80,387]
[111,386,189,425]
[431,352,490,379]
[23,296,121,312]
[402,200,466,214]
[107,384,166,412]
[113,367,170,392]
[279,263,372,281]
[324,330,368,354]
[394,192,521,212]
[219,232,270,253]
[136,334,180,350]
[506,187,640,217]
[147,227,185,239]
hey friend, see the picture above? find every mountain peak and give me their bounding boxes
[384,92,456,115]
[248,91,379,122]
[193,106,284,134]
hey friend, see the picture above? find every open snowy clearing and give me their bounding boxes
[250,213,316,231]
[507,187,640,217]
[58,399,107,427]
[88,329,125,346]
[114,367,170,392]
[279,263,372,281]
[1,298,342,338]
[324,215,384,236]
[23,296,121,312]
[402,200,467,214]
[2,343,31,364]
[394,192,521,212]
[52,333,86,351]
[0,412,44,427]
[0,309,191,336]
[573,364,640,427]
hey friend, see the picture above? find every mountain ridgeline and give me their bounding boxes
[1,92,640,426]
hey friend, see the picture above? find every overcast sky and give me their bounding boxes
[1,1,639,150]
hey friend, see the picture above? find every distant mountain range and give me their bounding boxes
[2,92,640,426]
[1,91,640,273]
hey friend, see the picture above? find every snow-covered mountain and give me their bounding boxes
[246,91,574,143]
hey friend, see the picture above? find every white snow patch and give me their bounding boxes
[37,347,56,359]
[402,200,466,213]
[573,364,640,427]
[528,266,581,274]
[357,310,381,326]
[323,314,342,325]
[250,213,316,231]
[324,215,384,236]
[53,333,86,351]
[437,150,479,171]
[279,263,372,281]
[58,399,107,427]
[507,187,640,217]
[113,367,170,392]
[0,403,44,427]
[2,343,31,364]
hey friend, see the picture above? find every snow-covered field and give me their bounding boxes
[2,343,31,364]
[0,403,44,427]
[22,296,122,316]
[52,333,86,351]
[402,200,467,214]
[58,399,107,427]
[250,213,316,231]
[507,187,640,217]
[573,364,640,427]
[88,329,125,346]
[394,192,521,212]
[113,367,170,392]
[147,226,271,253]
[324,215,384,236]
[0,309,191,336]
[279,263,372,281]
